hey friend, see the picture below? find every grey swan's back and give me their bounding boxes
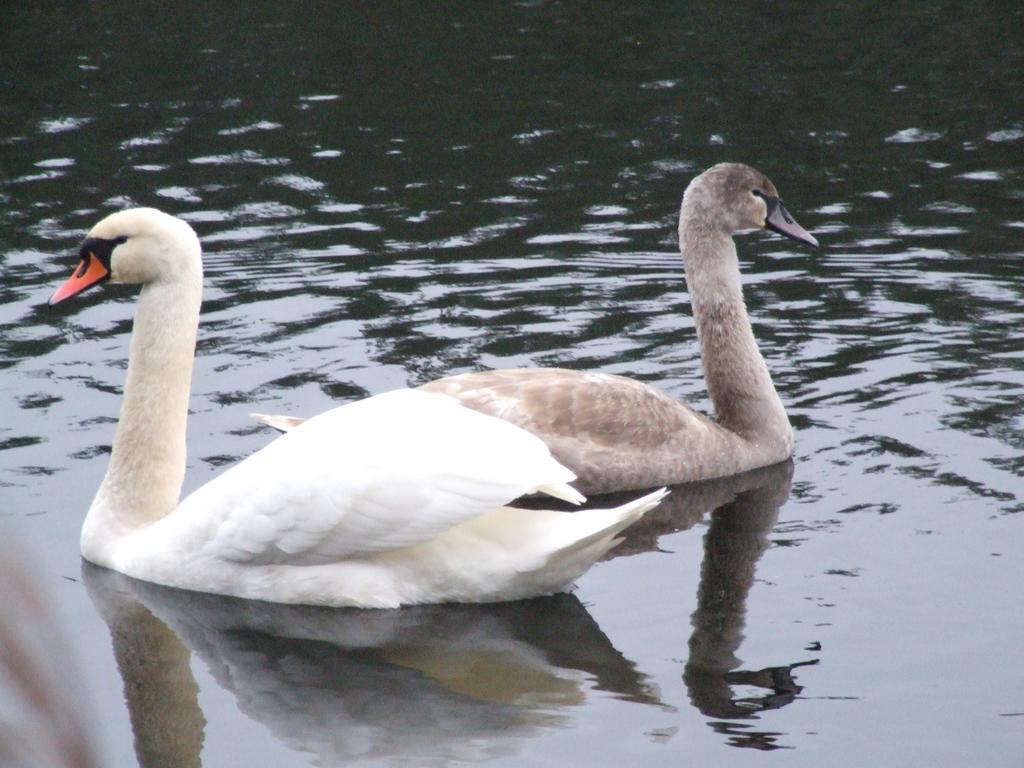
[420,163,819,494]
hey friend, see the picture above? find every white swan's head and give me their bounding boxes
[683,163,818,249]
[49,208,202,305]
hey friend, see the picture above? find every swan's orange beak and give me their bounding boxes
[49,252,110,306]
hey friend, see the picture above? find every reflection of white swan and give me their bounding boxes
[83,565,665,767]
[49,208,667,608]
[259,164,819,495]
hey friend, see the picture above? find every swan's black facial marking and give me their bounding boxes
[74,234,128,281]
[48,235,127,306]
[78,235,127,274]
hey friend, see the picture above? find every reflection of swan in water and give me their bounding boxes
[676,460,819,750]
[83,564,665,767]
[546,459,816,748]
[467,459,815,749]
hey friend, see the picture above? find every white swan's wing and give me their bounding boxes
[173,390,580,565]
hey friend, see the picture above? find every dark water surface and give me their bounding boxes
[2,3,1023,766]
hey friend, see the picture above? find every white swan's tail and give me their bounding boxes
[518,487,670,597]
[437,488,670,603]
[546,487,669,563]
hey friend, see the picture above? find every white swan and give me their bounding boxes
[49,208,667,608]
[259,163,819,495]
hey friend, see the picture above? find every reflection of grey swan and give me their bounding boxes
[259,164,818,495]
[50,208,667,608]
[680,460,818,747]
[83,564,664,767]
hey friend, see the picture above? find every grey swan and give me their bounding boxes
[258,163,819,495]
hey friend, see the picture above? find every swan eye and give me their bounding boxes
[114,235,128,245]
[751,189,764,199]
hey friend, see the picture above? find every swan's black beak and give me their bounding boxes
[49,250,111,306]
[764,197,819,249]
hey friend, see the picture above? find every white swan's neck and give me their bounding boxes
[81,268,202,563]
[679,202,790,447]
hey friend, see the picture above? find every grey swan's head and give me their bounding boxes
[682,163,819,249]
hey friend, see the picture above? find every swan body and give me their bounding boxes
[50,207,667,608]
[259,163,819,495]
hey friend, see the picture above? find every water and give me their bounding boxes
[2,2,1023,765]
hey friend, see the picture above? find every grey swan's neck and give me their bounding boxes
[679,197,792,458]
